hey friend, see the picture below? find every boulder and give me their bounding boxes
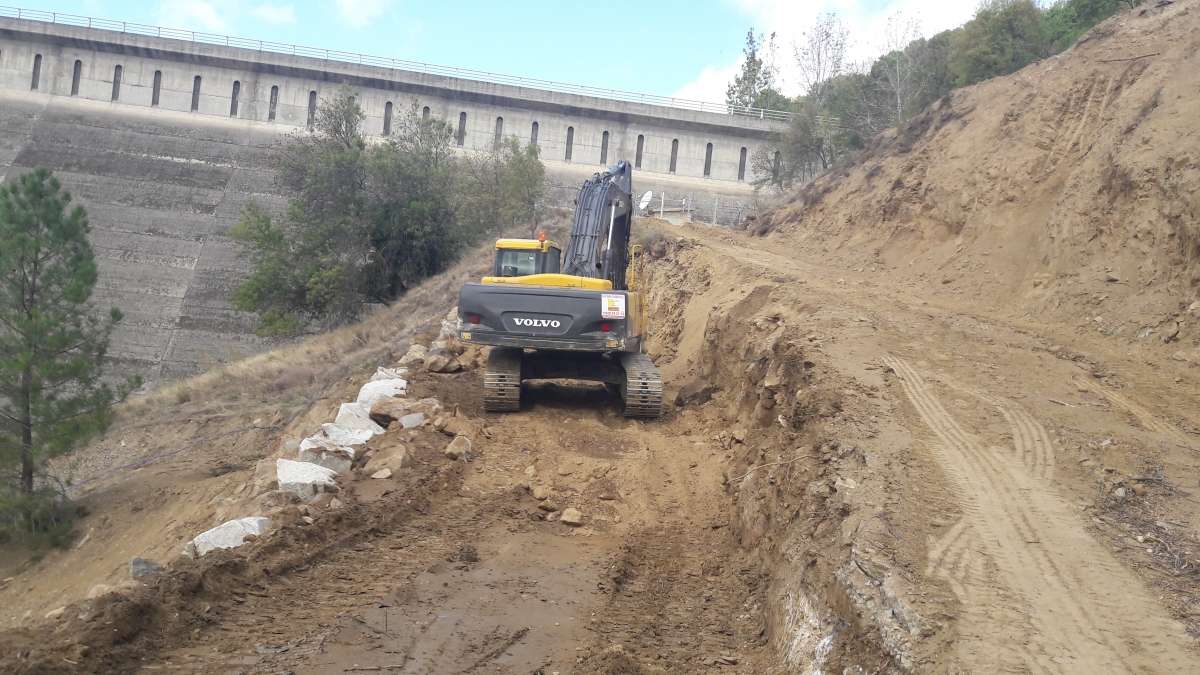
[560,508,584,526]
[182,517,270,558]
[250,457,279,494]
[298,436,355,474]
[397,344,429,366]
[364,440,415,474]
[369,397,441,427]
[444,436,472,461]
[334,403,385,435]
[424,348,461,373]
[356,378,408,407]
[675,380,714,406]
[129,557,164,580]
[400,412,427,429]
[370,366,408,382]
[277,459,338,501]
[321,423,375,447]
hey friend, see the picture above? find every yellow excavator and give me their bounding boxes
[455,161,662,417]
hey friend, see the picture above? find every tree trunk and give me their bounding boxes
[19,366,33,492]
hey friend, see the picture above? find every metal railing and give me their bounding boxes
[0,5,793,122]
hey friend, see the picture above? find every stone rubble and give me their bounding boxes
[321,423,374,447]
[297,436,355,474]
[128,557,164,580]
[334,402,386,435]
[182,517,270,558]
[277,459,339,501]
[356,378,408,407]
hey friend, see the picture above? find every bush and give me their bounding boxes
[0,486,82,547]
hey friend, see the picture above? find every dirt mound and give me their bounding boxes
[752,1,1199,354]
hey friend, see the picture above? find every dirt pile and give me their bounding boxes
[750,1,1199,360]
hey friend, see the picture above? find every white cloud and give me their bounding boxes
[675,0,979,101]
[334,0,393,28]
[157,0,232,33]
[249,3,296,24]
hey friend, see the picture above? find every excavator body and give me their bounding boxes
[455,161,662,417]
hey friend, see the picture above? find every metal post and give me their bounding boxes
[659,191,665,220]
[713,197,719,226]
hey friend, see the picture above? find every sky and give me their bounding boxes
[24,0,980,103]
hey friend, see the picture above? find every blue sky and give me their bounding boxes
[25,0,979,101]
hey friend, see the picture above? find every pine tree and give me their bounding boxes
[0,168,136,497]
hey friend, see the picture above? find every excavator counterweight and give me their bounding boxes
[456,162,662,417]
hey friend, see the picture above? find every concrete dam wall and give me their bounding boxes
[0,14,785,387]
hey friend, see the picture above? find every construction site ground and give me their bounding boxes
[1,216,1197,674]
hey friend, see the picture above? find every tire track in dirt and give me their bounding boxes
[945,381,1055,481]
[1086,377,1195,451]
[885,356,1195,674]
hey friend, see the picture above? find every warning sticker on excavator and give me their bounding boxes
[601,294,626,319]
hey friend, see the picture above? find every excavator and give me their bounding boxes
[455,161,662,417]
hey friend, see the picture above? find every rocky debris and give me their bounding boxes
[43,607,66,620]
[182,517,270,558]
[356,378,408,407]
[834,476,858,491]
[397,344,428,366]
[334,402,386,435]
[524,465,537,477]
[1171,348,1200,365]
[363,440,414,474]
[556,465,574,476]
[444,435,472,461]
[298,436,355,474]
[247,457,280,496]
[277,459,338,501]
[370,366,408,382]
[369,397,441,427]
[257,490,302,515]
[434,413,484,438]
[560,508,584,526]
[538,500,558,512]
[87,584,121,599]
[371,468,393,479]
[532,486,550,500]
[1161,321,1181,343]
[424,348,461,373]
[129,557,164,580]
[881,577,923,635]
[321,423,374,447]
[675,380,715,406]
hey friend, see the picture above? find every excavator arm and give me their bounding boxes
[560,161,634,288]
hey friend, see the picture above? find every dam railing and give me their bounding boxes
[1,5,794,122]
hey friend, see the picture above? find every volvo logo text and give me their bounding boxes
[514,318,560,328]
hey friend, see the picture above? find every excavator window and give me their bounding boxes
[494,246,562,277]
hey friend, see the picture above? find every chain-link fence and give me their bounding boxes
[640,190,751,228]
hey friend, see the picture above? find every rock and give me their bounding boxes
[532,486,550,500]
[398,344,429,366]
[129,557,164,580]
[437,415,483,439]
[310,492,335,509]
[329,498,345,509]
[1131,484,1148,497]
[1162,322,1180,343]
[182,517,270,558]
[591,463,612,478]
[250,457,280,494]
[538,500,558,512]
[400,412,427,429]
[880,576,922,635]
[277,459,338,501]
[371,468,393,479]
[444,435,472,460]
[334,403,385,435]
[674,380,714,406]
[524,465,537,477]
[599,492,615,500]
[1105,272,1120,282]
[424,348,462,373]
[834,476,858,491]
[44,606,66,620]
[257,490,301,512]
[732,429,746,443]
[356,378,408,407]
[370,366,408,382]
[370,397,441,426]
[556,465,574,476]
[1172,348,1200,365]
[87,584,120,599]
[1114,487,1127,498]
[321,423,375,447]
[364,440,415,474]
[560,508,584,526]
[298,436,355,474]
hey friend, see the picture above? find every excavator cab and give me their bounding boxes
[491,238,562,278]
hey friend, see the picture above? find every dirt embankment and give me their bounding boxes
[749,1,1200,365]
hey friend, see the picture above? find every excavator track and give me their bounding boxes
[619,352,663,418]
[483,347,522,412]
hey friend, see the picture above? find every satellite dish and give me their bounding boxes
[638,190,653,210]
